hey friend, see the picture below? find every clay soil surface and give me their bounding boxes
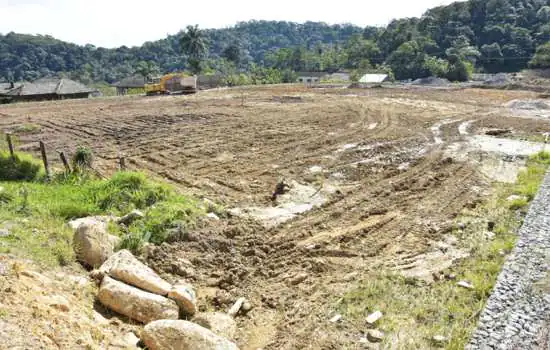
[1,86,549,349]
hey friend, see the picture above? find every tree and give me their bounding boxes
[222,43,241,66]
[386,41,430,80]
[135,60,160,79]
[530,42,550,68]
[181,25,208,74]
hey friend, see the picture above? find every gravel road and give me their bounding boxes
[467,171,550,349]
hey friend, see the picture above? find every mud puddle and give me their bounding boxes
[469,135,547,156]
[229,180,338,228]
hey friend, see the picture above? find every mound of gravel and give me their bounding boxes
[483,73,512,86]
[411,77,451,86]
[506,99,550,110]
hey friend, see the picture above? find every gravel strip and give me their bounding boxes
[467,171,550,350]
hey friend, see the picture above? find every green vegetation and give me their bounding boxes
[0,150,204,266]
[1,1,549,84]
[181,25,209,74]
[0,151,43,181]
[529,42,550,69]
[72,145,93,170]
[13,124,41,134]
[338,151,550,349]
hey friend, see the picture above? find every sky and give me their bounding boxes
[0,0,458,48]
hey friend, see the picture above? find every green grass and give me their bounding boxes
[12,124,41,134]
[0,152,204,265]
[338,151,550,349]
[0,151,43,181]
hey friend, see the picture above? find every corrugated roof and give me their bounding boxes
[9,78,95,96]
[359,74,388,84]
[0,82,24,94]
[296,72,328,78]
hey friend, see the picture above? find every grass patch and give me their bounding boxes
[13,124,41,134]
[339,151,550,349]
[0,152,204,265]
[0,151,43,181]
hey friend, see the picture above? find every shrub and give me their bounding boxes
[72,146,93,169]
[94,172,170,213]
[0,151,42,181]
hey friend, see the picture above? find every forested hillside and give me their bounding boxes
[1,0,550,84]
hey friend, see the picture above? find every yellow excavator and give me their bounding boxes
[144,73,197,96]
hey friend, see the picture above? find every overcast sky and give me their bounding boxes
[0,0,458,48]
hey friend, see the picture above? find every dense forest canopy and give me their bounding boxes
[1,0,550,84]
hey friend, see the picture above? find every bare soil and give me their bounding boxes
[1,86,549,349]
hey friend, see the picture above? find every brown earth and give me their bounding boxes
[1,86,549,349]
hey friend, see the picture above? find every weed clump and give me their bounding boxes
[94,172,170,213]
[72,146,93,170]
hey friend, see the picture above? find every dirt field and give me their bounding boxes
[1,86,549,349]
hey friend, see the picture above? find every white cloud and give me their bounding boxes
[0,0,458,48]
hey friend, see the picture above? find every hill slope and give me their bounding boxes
[1,0,549,83]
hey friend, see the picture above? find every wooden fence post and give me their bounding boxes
[59,151,71,172]
[39,141,49,178]
[6,133,14,159]
[119,156,126,170]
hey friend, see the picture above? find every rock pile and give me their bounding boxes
[71,216,240,349]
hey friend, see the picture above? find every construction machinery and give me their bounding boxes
[144,73,197,96]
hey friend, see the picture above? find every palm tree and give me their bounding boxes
[181,25,208,74]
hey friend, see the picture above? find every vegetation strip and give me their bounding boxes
[338,152,550,349]
[0,149,204,266]
[467,171,550,349]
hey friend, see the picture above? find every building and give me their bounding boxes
[327,72,351,82]
[0,78,96,102]
[296,72,328,85]
[359,74,390,84]
[112,75,147,95]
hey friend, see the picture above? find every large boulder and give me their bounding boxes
[99,249,171,296]
[97,276,179,324]
[141,320,239,350]
[168,283,197,316]
[68,215,117,231]
[193,312,237,340]
[73,221,120,268]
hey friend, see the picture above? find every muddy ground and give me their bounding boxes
[1,86,549,349]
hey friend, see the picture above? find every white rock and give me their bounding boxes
[99,249,172,296]
[432,335,447,344]
[206,213,220,221]
[142,320,239,350]
[68,216,116,231]
[123,332,140,347]
[193,312,238,340]
[330,314,342,323]
[97,276,179,324]
[366,311,383,325]
[227,297,246,318]
[457,281,474,290]
[117,210,145,225]
[168,283,197,316]
[73,221,120,268]
[485,231,496,240]
[367,329,384,343]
